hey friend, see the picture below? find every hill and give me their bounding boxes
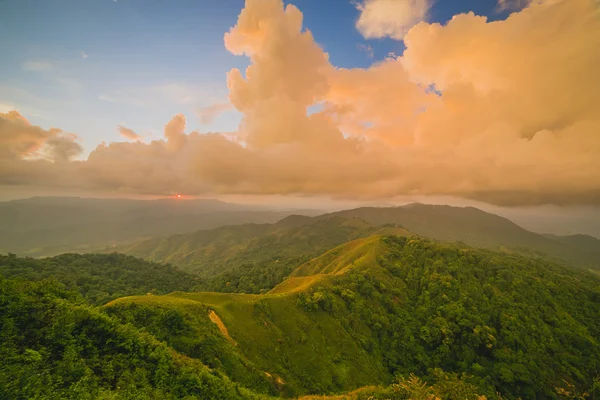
[0,196,318,257]
[329,204,600,269]
[0,276,266,400]
[0,252,201,305]
[106,235,600,399]
[116,215,410,293]
[116,204,599,295]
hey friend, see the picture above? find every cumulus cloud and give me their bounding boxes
[118,126,142,141]
[0,111,82,161]
[355,0,431,40]
[1,0,599,206]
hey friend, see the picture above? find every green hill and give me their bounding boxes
[0,276,265,400]
[330,204,600,269]
[105,235,600,399]
[0,252,201,305]
[116,205,599,295]
[116,215,410,293]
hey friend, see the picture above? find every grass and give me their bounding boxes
[105,235,393,396]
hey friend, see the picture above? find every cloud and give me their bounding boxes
[355,0,431,40]
[81,52,89,59]
[22,61,54,72]
[497,0,533,11]
[197,102,233,124]
[0,111,83,166]
[118,126,143,141]
[2,0,599,206]
[0,104,15,113]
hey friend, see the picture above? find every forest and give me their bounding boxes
[2,235,599,399]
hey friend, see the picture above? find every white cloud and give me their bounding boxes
[355,0,431,40]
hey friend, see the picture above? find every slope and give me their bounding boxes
[105,235,600,399]
[117,215,410,293]
[0,276,263,400]
[0,252,202,305]
[330,204,600,269]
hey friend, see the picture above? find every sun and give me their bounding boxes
[176,194,182,199]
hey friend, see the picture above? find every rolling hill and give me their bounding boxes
[328,204,600,269]
[106,235,600,399]
[115,215,411,293]
[116,204,599,293]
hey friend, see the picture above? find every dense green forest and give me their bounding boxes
[0,276,262,399]
[108,236,600,398]
[2,235,600,399]
[0,253,200,305]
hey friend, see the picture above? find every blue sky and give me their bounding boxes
[0,0,512,154]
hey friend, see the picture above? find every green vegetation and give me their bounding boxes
[118,215,410,293]
[332,205,600,269]
[0,253,201,305]
[105,236,600,399]
[0,276,264,399]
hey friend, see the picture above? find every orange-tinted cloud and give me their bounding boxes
[1,0,598,206]
[118,125,142,141]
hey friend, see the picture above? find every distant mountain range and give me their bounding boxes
[1,198,598,273]
[0,196,320,257]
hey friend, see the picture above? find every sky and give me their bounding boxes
[1,0,513,150]
[0,0,599,219]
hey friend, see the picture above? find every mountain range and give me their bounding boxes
[115,203,600,291]
[0,196,319,257]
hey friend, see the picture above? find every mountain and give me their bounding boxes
[543,233,600,261]
[105,235,600,398]
[0,196,320,257]
[117,204,599,290]
[329,204,600,269]
[116,214,411,293]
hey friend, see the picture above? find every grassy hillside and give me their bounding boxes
[117,215,410,293]
[0,196,317,257]
[106,236,600,399]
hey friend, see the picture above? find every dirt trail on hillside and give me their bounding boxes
[208,310,237,346]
